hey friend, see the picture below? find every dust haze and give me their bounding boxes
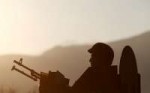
[0,31,149,93]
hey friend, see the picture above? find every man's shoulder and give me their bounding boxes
[83,67,93,74]
[75,67,93,81]
[86,67,93,71]
[72,67,93,88]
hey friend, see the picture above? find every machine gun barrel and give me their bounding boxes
[13,59,41,79]
[11,65,37,81]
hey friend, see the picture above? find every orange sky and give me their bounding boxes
[0,0,150,55]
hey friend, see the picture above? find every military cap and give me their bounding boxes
[88,43,113,54]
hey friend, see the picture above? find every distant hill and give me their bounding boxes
[0,31,149,93]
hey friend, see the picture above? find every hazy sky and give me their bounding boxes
[0,0,150,55]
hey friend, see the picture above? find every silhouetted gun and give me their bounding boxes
[11,58,70,93]
[11,58,41,81]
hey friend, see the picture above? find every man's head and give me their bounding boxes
[88,43,114,67]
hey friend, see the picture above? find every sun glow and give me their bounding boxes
[0,0,149,55]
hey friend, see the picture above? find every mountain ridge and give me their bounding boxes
[0,31,149,93]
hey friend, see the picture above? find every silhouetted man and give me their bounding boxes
[72,43,120,93]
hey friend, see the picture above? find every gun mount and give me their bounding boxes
[11,58,70,93]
